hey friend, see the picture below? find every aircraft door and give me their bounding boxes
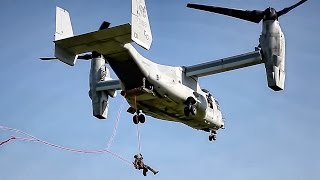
[204,92,224,128]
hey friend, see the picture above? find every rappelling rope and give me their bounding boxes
[134,95,142,154]
[107,97,125,149]
[0,125,132,165]
[136,122,142,154]
[0,136,16,146]
[0,97,133,166]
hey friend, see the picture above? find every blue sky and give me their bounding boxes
[0,0,319,179]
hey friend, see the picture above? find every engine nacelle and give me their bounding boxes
[89,52,114,119]
[260,20,286,91]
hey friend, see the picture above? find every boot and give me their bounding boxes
[146,165,159,175]
[143,168,148,176]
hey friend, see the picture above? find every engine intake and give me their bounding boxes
[89,52,113,119]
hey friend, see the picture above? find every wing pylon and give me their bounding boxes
[184,51,263,77]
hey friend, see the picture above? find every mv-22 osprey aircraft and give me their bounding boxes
[42,0,308,141]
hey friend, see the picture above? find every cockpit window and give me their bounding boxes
[202,89,209,93]
[214,99,221,111]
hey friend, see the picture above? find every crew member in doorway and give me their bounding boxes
[207,93,213,109]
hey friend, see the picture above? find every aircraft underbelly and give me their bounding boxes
[106,52,144,90]
[129,95,213,130]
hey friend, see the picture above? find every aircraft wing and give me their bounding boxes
[184,50,262,77]
[96,80,122,91]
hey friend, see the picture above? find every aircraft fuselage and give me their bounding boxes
[110,44,224,132]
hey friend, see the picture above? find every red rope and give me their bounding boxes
[0,97,141,167]
[0,125,132,165]
[13,136,38,142]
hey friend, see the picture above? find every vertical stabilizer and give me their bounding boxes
[131,0,153,50]
[54,7,78,66]
[55,7,74,41]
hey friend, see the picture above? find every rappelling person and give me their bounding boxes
[133,154,159,176]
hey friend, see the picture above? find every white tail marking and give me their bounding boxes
[54,7,78,66]
[55,7,74,41]
[131,0,153,50]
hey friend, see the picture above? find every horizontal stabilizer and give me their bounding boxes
[55,24,132,55]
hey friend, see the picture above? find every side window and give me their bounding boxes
[215,99,221,111]
[207,94,214,109]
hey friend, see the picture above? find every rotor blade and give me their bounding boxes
[278,0,308,17]
[40,54,92,61]
[187,3,264,23]
[99,21,111,30]
[40,57,58,60]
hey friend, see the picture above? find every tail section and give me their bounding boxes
[131,0,153,50]
[55,7,74,41]
[54,7,78,66]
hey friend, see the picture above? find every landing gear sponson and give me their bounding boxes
[184,97,197,117]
